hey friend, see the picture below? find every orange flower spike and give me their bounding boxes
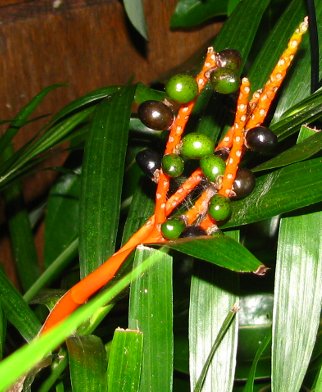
[154,47,218,226]
[215,125,235,151]
[199,214,216,233]
[165,168,203,215]
[246,17,308,129]
[182,186,216,226]
[219,77,250,197]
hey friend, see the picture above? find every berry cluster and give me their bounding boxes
[136,49,278,240]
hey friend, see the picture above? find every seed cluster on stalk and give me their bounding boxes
[135,17,308,241]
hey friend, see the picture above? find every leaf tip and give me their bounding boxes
[253,264,269,276]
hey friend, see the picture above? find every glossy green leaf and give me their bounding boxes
[189,229,239,392]
[44,169,81,267]
[0,246,161,391]
[0,108,93,188]
[225,158,322,228]
[52,86,120,124]
[271,88,322,141]
[194,306,238,392]
[79,85,135,277]
[123,0,148,40]
[24,238,78,303]
[313,365,322,392]
[0,269,41,341]
[66,334,107,391]
[170,0,228,28]
[0,84,64,154]
[129,246,173,392]
[253,128,322,172]
[271,1,322,122]
[271,211,322,392]
[248,0,306,92]
[165,233,264,273]
[134,83,165,104]
[242,334,271,392]
[107,328,143,392]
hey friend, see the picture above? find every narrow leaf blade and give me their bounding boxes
[129,246,173,392]
[66,335,107,392]
[107,328,143,392]
[79,85,135,277]
[272,211,322,392]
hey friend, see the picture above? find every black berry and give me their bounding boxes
[217,49,242,72]
[138,100,174,130]
[136,149,162,179]
[245,126,278,153]
[231,168,256,199]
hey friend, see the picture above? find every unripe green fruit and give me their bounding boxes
[180,133,214,159]
[210,67,240,94]
[161,218,186,240]
[208,194,232,221]
[200,154,226,182]
[165,74,198,103]
[162,154,184,177]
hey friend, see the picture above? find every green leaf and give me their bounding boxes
[0,268,41,341]
[44,169,81,267]
[248,0,306,92]
[271,1,322,122]
[242,334,271,392]
[0,84,64,154]
[271,211,322,392]
[129,246,173,392]
[0,303,5,359]
[225,158,322,228]
[253,128,322,172]
[271,89,322,141]
[170,0,228,29]
[51,86,121,124]
[164,233,264,273]
[189,249,239,391]
[194,306,238,392]
[79,85,136,277]
[38,348,68,392]
[66,335,107,391]
[107,328,143,392]
[23,239,79,303]
[123,0,148,40]
[0,246,161,391]
[0,108,93,188]
[4,180,40,291]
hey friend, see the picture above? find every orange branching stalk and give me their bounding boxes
[40,18,308,335]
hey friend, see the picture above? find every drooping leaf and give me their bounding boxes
[66,335,107,391]
[271,211,322,392]
[79,85,136,277]
[129,246,173,392]
[0,269,41,341]
[107,328,143,392]
[165,233,264,273]
[123,0,148,40]
[225,157,322,228]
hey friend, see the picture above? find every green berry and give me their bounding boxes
[200,154,226,182]
[210,68,240,94]
[161,218,186,240]
[180,133,214,159]
[208,194,232,221]
[162,154,184,177]
[165,74,198,103]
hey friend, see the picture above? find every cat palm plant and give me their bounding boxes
[0,0,321,391]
